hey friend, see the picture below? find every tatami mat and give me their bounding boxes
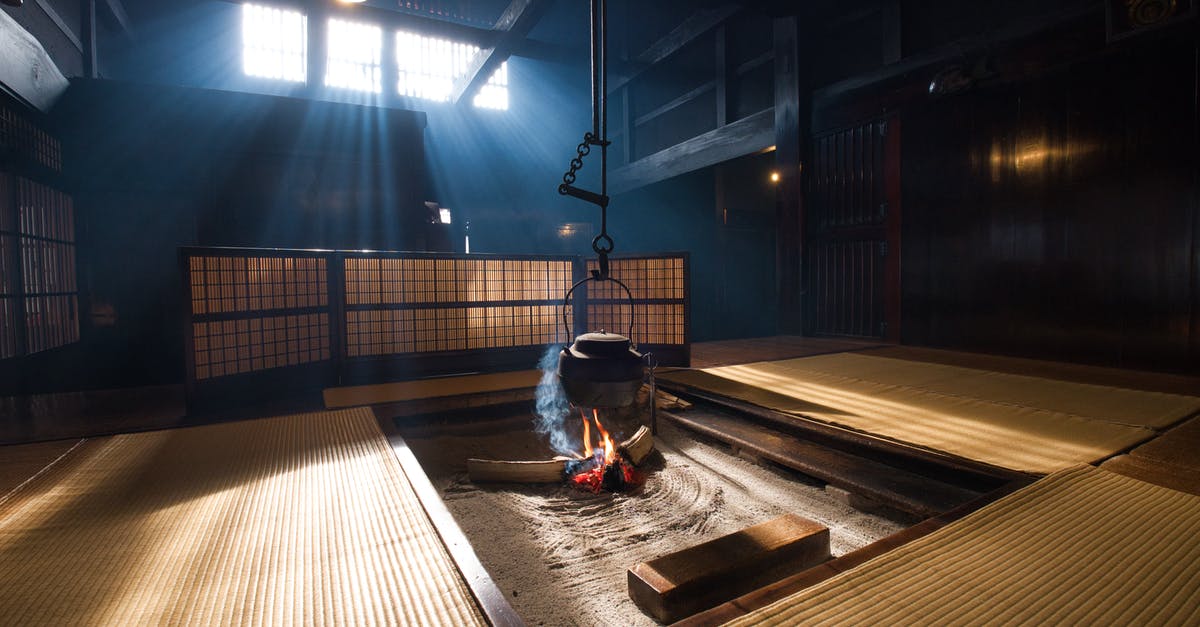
[723,465,1200,626]
[660,353,1200,474]
[0,408,485,626]
[0,438,83,500]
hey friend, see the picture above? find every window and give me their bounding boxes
[0,174,79,359]
[242,3,307,83]
[396,31,509,109]
[326,19,383,93]
[473,60,508,110]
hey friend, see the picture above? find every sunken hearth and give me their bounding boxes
[401,416,906,626]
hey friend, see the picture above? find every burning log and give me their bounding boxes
[466,426,654,485]
[617,425,654,466]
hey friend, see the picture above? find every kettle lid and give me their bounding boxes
[568,330,634,358]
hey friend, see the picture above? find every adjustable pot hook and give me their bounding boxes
[558,0,614,278]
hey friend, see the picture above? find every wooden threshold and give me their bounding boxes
[376,415,525,627]
[659,382,1027,491]
[661,407,982,518]
[672,478,1032,627]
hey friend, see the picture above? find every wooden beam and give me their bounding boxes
[632,80,714,127]
[82,0,97,78]
[610,107,774,195]
[100,0,133,40]
[609,3,741,93]
[32,0,82,51]
[715,24,727,127]
[881,0,901,64]
[449,0,549,105]
[812,3,1097,106]
[0,9,70,112]
[774,16,804,335]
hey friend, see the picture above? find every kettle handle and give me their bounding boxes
[561,273,636,345]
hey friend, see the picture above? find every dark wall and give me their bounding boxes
[899,32,1199,371]
[610,150,777,342]
[49,79,426,389]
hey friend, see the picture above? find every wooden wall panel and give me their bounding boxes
[900,35,1198,371]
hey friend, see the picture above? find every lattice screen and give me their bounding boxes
[0,105,62,172]
[343,256,573,358]
[0,174,17,359]
[183,250,687,391]
[187,254,330,380]
[585,255,687,347]
[192,313,330,379]
[12,177,78,355]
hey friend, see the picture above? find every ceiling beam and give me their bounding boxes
[610,107,774,195]
[100,0,134,40]
[30,0,81,51]
[449,0,550,105]
[0,8,70,111]
[609,3,741,94]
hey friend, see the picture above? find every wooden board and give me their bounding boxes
[628,514,830,623]
[324,370,541,408]
[662,407,983,518]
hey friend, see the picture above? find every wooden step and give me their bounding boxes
[628,514,830,624]
[663,406,982,518]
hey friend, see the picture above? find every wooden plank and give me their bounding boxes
[0,9,70,112]
[658,380,1026,489]
[31,0,82,51]
[629,514,829,624]
[610,108,773,194]
[100,0,133,39]
[673,479,1031,627]
[324,369,541,408]
[1101,454,1200,497]
[610,4,741,93]
[376,416,525,627]
[661,406,983,518]
[449,0,550,105]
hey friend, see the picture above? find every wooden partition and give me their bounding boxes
[585,254,690,366]
[181,248,689,410]
[0,98,77,363]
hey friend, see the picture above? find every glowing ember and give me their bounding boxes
[569,408,644,493]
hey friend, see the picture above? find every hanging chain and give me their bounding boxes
[559,133,595,189]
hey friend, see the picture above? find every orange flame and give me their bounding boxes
[577,408,616,464]
[593,409,616,465]
[580,409,593,458]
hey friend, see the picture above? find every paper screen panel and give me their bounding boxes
[189,255,327,315]
[193,313,331,380]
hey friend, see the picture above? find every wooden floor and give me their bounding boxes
[1,336,1197,626]
[689,336,885,368]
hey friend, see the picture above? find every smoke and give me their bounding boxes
[534,344,575,455]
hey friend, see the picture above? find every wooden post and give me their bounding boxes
[81,0,98,78]
[773,16,808,334]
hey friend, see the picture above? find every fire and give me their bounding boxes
[570,408,643,493]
